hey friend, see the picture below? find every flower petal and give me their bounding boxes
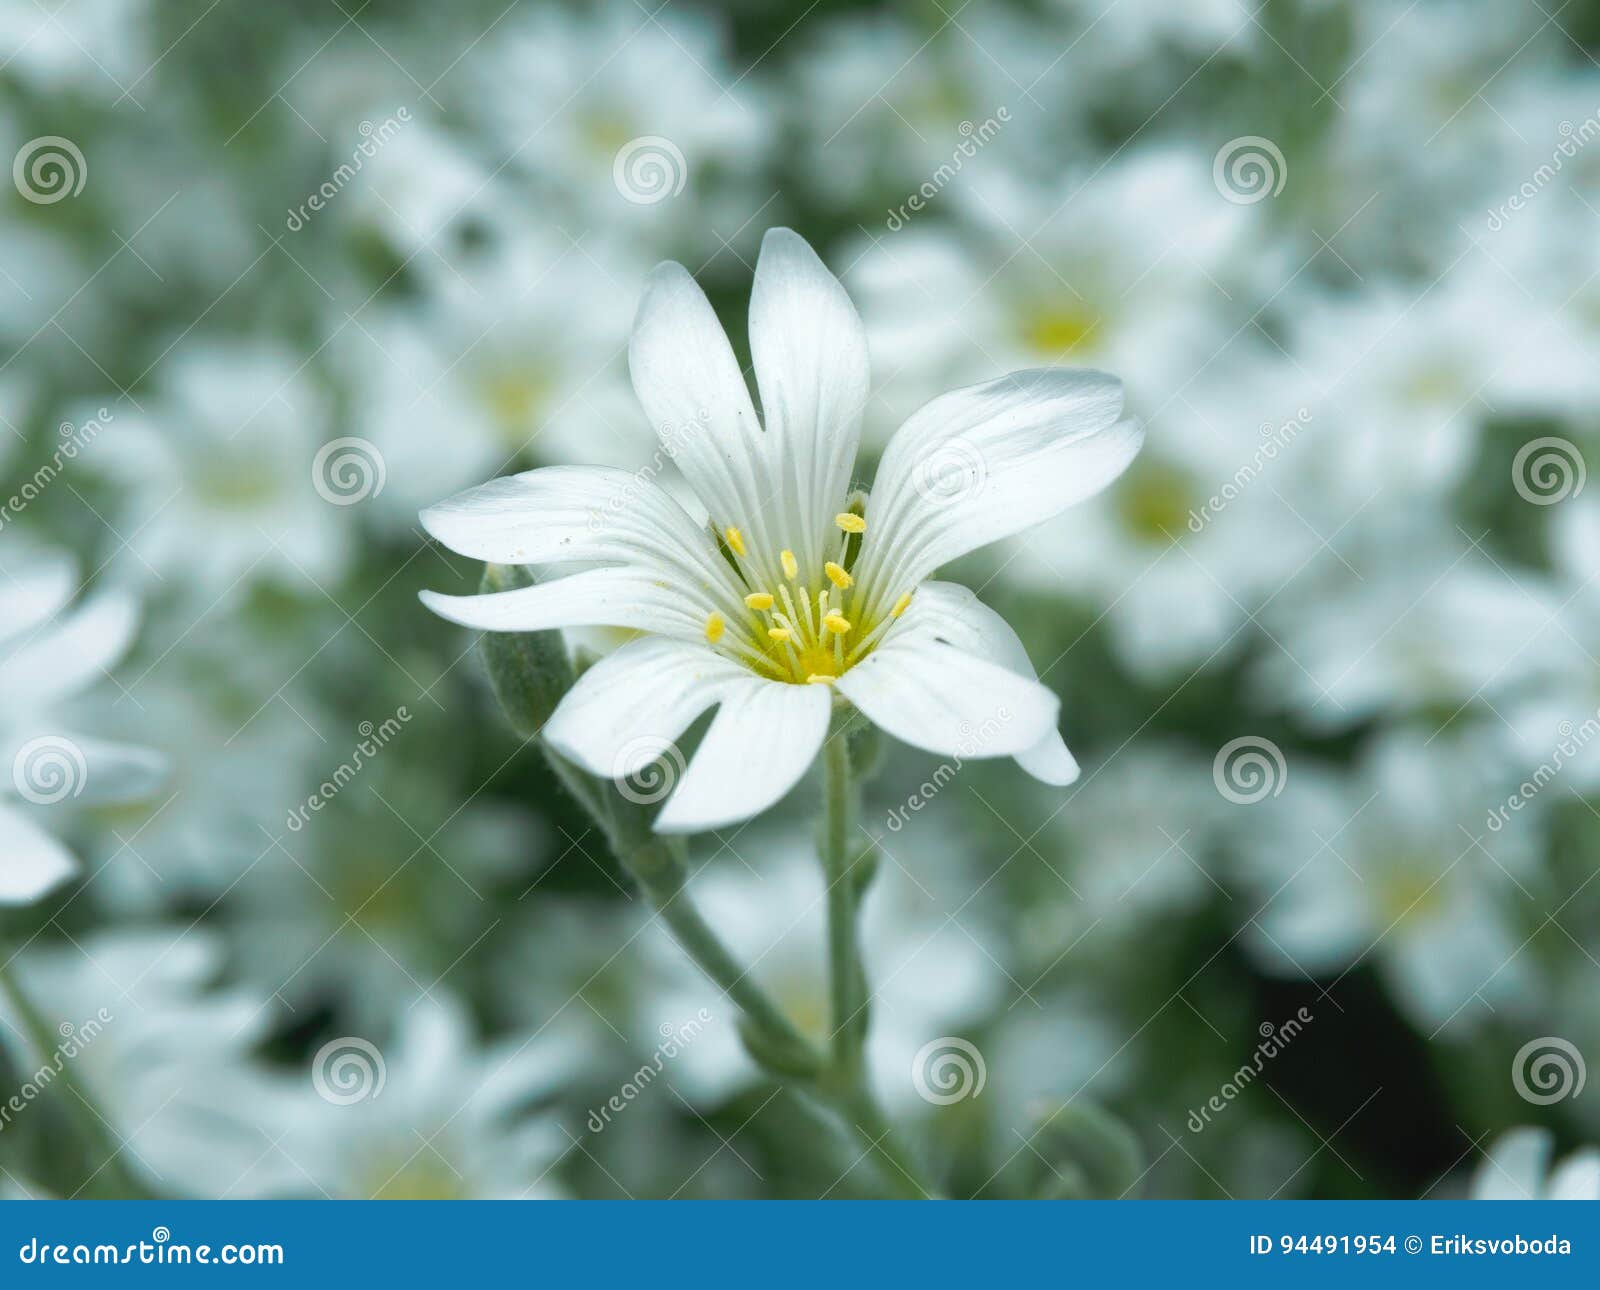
[654,677,831,834]
[835,605,1061,762]
[0,803,76,905]
[629,261,780,582]
[0,590,138,714]
[903,582,1079,785]
[855,368,1143,608]
[543,637,748,778]
[748,228,869,571]
[0,551,75,648]
[420,567,708,640]
[420,465,746,616]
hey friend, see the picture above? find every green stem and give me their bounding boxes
[821,731,868,1066]
[816,725,937,1200]
[620,838,822,1076]
[551,738,934,1197]
[0,957,152,1199]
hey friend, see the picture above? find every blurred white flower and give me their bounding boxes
[422,229,1141,832]
[848,148,1267,437]
[0,928,277,1196]
[339,231,649,530]
[255,994,587,1199]
[1472,1127,1600,1200]
[92,342,349,597]
[0,547,163,904]
[1235,728,1538,1035]
[460,5,770,243]
[1252,518,1566,731]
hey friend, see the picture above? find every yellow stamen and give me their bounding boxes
[744,592,774,611]
[767,626,792,642]
[724,526,746,557]
[805,674,835,686]
[891,590,913,618]
[704,612,725,644]
[824,561,853,589]
[780,549,798,580]
[834,513,866,534]
[823,612,852,635]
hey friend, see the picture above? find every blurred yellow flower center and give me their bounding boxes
[1118,460,1198,543]
[481,369,552,438]
[1020,303,1101,357]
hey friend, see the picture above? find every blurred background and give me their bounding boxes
[1,0,1598,1200]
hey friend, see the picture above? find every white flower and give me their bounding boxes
[0,547,164,905]
[420,229,1143,833]
[1472,1128,1600,1200]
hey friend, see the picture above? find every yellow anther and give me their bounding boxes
[723,526,746,557]
[805,674,835,686]
[891,590,913,618]
[704,613,725,644]
[744,592,774,611]
[834,513,866,534]
[780,549,798,580]
[823,561,853,589]
[823,612,852,635]
[767,627,792,642]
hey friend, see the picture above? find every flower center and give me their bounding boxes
[700,512,912,686]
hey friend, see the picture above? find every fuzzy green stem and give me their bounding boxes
[620,838,822,1076]
[816,726,936,1199]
